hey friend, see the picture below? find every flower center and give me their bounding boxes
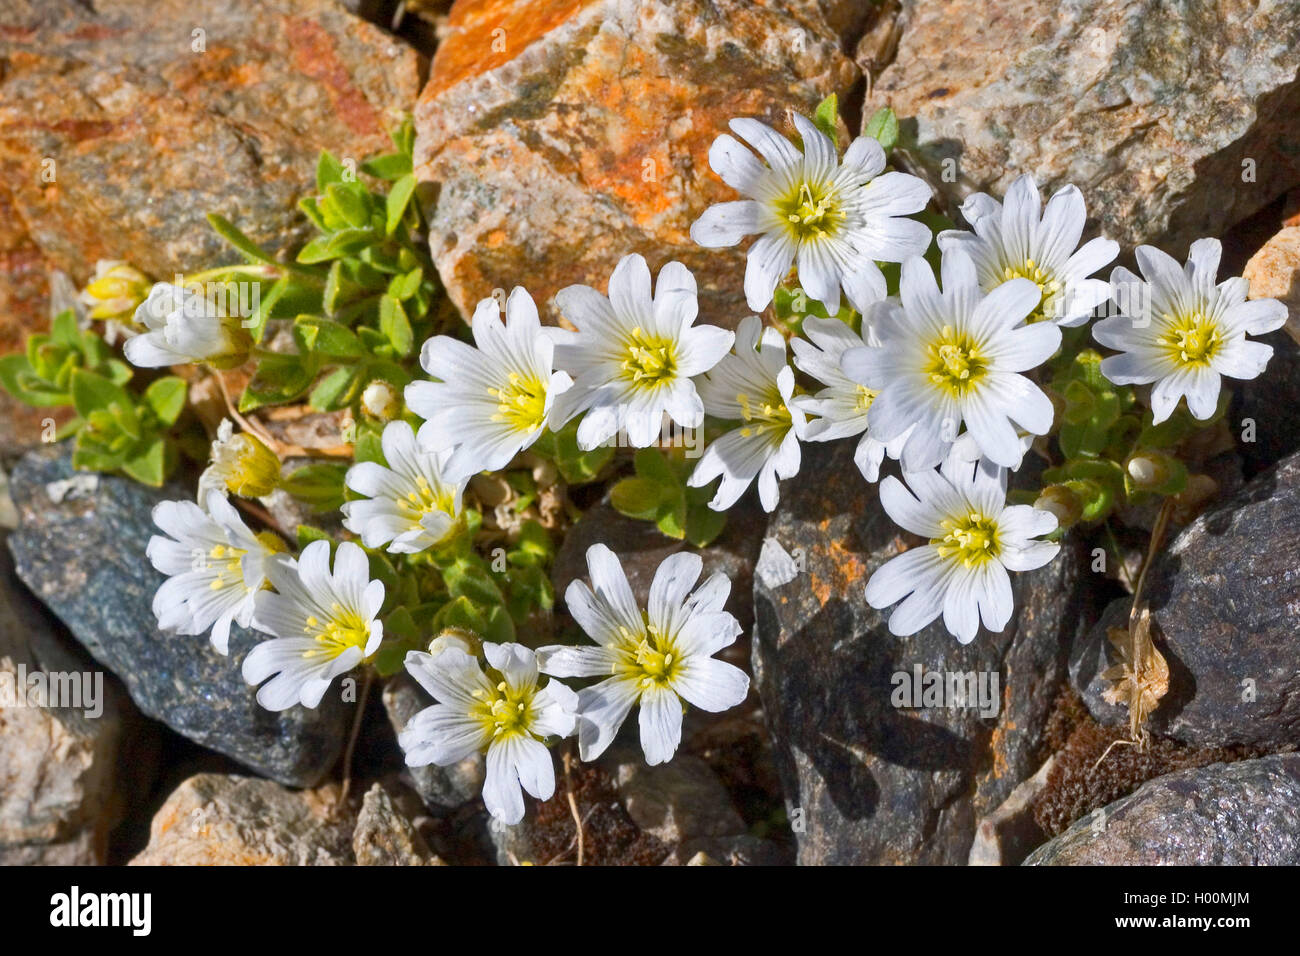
[206,543,246,590]
[925,325,988,397]
[932,513,1001,567]
[622,326,677,387]
[489,372,548,433]
[854,384,877,414]
[615,621,682,690]
[397,475,454,519]
[778,181,843,242]
[736,388,792,440]
[1000,258,1063,323]
[303,603,371,659]
[470,678,535,739]
[1158,312,1221,368]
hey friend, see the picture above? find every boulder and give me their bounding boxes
[413,0,869,328]
[8,445,348,787]
[1071,452,1300,751]
[868,0,1300,252]
[1025,754,1300,865]
[752,441,1097,864]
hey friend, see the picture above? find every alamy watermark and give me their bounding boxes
[891,665,1000,719]
[0,663,104,719]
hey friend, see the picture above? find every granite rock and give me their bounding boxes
[753,441,1096,864]
[7,445,348,787]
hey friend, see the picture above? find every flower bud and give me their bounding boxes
[1033,483,1083,529]
[1125,450,1175,490]
[199,419,281,499]
[80,260,151,324]
[360,380,401,421]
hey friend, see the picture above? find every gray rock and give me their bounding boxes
[0,540,134,864]
[7,445,347,787]
[610,752,745,844]
[660,835,788,866]
[968,757,1054,867]
[129,774,352,865]
[1025,754,1300,865]
[381,671,484,814]
[352,783,442,866]
[753,441,1096,864]
[869,0,1300,252]
[1071,452,1300,750]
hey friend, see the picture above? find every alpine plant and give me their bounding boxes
[552,253,734,450]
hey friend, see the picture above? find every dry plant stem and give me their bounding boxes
[564,747,584,867]
[338,669,375,811]
[1093,498,1176,770]
[210,368,346,459]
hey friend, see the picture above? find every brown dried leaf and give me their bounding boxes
[1100,604,1169,744]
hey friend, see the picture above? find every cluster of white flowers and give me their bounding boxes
[136,105,1287,825]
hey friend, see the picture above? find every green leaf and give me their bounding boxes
[864,107,900,152]
[385,174,417,235]
[326,182,371,229]
[685,500,727,548]
[244,275,287,344]
[296,525,332,549]
[206,214,277,265]
[120,436,169,486]
[361,152,413,181]
[353,425,386,465]
[610,477,669,521]
[293,317,364,358]
[70,368,134,421]
[443,557,506,608]
[240,353,317,411]
[379,295,414,356]
[143,376,187,426]
[309,365,361,412]
[812,94,839,143]
[316,151,345,192]
[278,464,348,512]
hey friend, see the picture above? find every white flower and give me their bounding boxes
[938,174,1119,327]
[842,251,1061,471]
[341,420,467,554]
[123,282,250,368]
[1093,238,1286,423]
[242,540,384,711]
[551,254,734,449]
[691,114,932,315]
[537,545,749,765]
[687,315,806,512]
[198,419,282,501]
[789,314,909,482]
[866,456,1059,644]
[400,640,577,825]
[146,490,286,655]
[407,288,572,477]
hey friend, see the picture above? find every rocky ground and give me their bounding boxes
[3,0,1300,865]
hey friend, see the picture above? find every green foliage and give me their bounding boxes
[0,310,188,486]
[610,447,726,547]
[863,106,900,152]
[531,418,615,484]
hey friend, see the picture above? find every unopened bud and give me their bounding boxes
[1126,451,1173,490]
[360,380,401,421]
[80,260,151,324]
[1033,484,1083,529]
[200,419,281,499]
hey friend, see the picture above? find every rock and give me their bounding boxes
[1025,754,1300,865]
[660,834,787,866]
[1236,227,1300,474]
[352,783,443,865]
[7,445,348,787]
[413,0,867,328]
[1071,452,1300,750]
[382,671,485,813]
[130,774,352,865]
[0,542,134,865]
[752,441,1096,865]
[610,752,745,844]
[0,0,420,448]
[552,495,766,633]
[868,0,1300,252]
[968,756,1054,867]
